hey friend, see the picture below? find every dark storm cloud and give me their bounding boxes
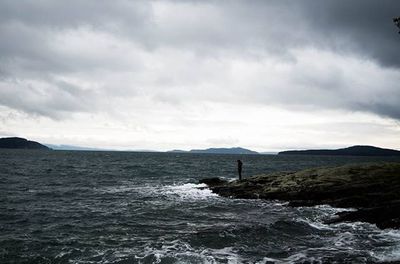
[0,0,151,73]
[315,2,400,132]
[1,0,399,56]
[299,0,400,67]
[2,0,398,65]
[0,0,399,120]
[0,0,150,29]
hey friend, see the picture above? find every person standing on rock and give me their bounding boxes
[394,17,400,33]
[237,160,243,180]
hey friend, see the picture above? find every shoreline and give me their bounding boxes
[200,162,400,229]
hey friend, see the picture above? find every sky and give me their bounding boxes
[0,0,399,151]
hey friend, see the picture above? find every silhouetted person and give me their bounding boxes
[394,17,400,33]
[237,159,243,180]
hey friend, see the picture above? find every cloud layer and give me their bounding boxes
[0,0,399,149]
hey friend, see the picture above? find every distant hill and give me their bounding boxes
[168,147,258,155]
[168,149,187,153]
[45,144,108,151]
[0,137,49,150]
[278,145,400,156]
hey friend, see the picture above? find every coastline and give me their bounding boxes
[200,162,400,229]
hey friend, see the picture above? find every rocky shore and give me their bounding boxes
[200,162,400,229]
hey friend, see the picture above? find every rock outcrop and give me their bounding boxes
[200,162,400,229]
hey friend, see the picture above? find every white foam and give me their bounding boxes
[333,231,356,248]
[137,241,241,264]
[94,181,220,203]
[256,257,276,264]
[279,252,309,264]
[382,229,400,239]
[297,218,334,231]
[313,204,356,213]
[373,250,400,262]
[369,229,400,262]
[161,183,219,200]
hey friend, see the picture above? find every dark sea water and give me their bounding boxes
[1,150,400,264]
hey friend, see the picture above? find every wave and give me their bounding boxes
[95,182,219,203]
[135,240,241,264]
[160,183,219,200]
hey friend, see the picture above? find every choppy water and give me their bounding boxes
[1,150,400,263]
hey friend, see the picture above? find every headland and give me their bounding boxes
[200,162,400,229]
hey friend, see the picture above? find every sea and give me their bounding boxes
[2,149,400,264]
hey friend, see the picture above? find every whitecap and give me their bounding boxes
[296,218,334,231]
[161,183,219,200]
[369,229,400,262]
[372,248,400,263]
[137,241,241,264]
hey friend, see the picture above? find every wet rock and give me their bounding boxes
[200,162,400,229]
[325,201,400,229]
[198,177,227,187]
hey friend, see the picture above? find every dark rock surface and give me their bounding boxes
[199,177,228,186]
[200,162,400,229]
[0,137,49,150]
[325,202,400,229]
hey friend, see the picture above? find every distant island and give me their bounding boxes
[278,145,400,157]
[168,147,258,155]
[0,137,49,150]
[45,144,109,151]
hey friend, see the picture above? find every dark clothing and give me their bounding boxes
[237,160,243,180]
[394,17,400,33]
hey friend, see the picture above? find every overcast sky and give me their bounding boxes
[0,0,399,151]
